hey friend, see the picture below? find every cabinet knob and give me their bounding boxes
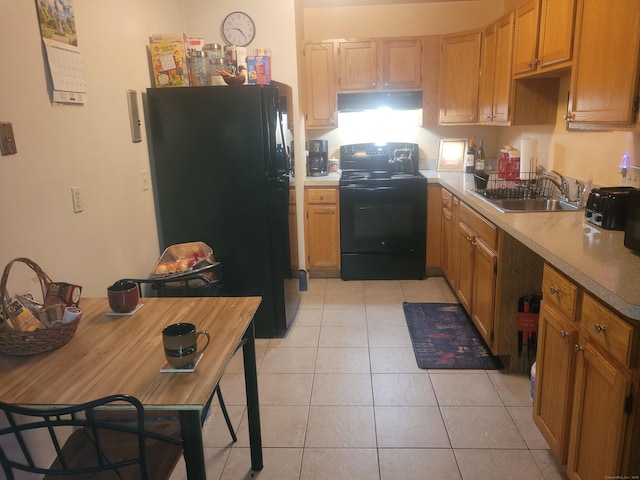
[574,344,585,353]
[549,286,560,295]
[469,115,476,121]
[372,83,377,87]
[527,61,534,68]
[593,323,607,334]
[564,113,576,121]
[560,330,570,338]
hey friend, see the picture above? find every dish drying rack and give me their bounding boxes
[474,172,558,200]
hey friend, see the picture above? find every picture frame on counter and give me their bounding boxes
[437,138,466,172]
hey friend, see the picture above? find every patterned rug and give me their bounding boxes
[403,302,503,370]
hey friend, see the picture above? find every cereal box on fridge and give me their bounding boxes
[149,33,189,87]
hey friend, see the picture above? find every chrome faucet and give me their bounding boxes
[537,170,569,201]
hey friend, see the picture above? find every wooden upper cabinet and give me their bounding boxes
[479,23,497,123]
[567,0,640,126]
[338,38,422,92]
[480,13,514,124]
[512,0,540,76]
[381,38,422,90]
[537,0,576,70]
[439,31,482,124]
[338,40,379,91]
[303,42,337,129]
[513,0,576,77]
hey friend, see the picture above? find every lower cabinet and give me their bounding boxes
[440,188,544,364]
[455,202,498,349]
[304,186,340,277]
[534,264,640,479]
[288,188,299,273]
[533,299,578,464]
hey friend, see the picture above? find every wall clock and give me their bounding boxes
[222,11,256,47]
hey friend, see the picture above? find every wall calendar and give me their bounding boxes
[35,0,87,106]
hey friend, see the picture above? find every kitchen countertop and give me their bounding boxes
[420,170,640,321]
[300,174,341,187]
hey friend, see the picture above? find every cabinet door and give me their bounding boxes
[381,38,422,90]
[512,0,540,76]
[426,184,442,271]
[456,221,475,314]
[479,23,497,123]
[439,31,482,124]
[471,238,497,348]
[441,205,453,281]
[306,204,340,269]
[537,0,576,69]
[338,40,378,91]
[568,0,640,125]
[492,13,514,123]
[304,42,337,128]
[289,203,299,272]
[566,343,631,480]
[533,301,578,464]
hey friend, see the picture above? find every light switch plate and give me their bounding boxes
[0,122,17,155]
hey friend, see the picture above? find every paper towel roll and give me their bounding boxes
[520,138,538,179]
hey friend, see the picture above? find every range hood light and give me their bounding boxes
[337,91,423,112]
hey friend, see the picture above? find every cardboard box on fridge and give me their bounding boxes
[149,33,189,87]
[246,55,271,85]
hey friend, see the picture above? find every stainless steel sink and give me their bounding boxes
[470,191,582,213]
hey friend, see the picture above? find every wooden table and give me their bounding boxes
[0,296,263,479]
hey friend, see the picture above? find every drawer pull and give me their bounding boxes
[560,330,570,338]
[574,344,585,353]
[593,323,607,334]
[549,286,560,295]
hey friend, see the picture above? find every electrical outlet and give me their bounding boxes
[71,187,83,213]
[140,170,149,191]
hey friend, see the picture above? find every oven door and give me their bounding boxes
[340,182,427,254]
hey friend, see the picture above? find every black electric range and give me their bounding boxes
[338,142,427,281]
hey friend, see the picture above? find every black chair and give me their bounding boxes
[0,394,184,480]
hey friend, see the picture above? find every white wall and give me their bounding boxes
[0,0,183,296]
[0,0,301,298]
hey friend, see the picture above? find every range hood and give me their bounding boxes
[337,91,423,112]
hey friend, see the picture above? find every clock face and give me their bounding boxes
[222,11,255,47]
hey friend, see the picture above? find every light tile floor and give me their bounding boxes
[170,277,567,480]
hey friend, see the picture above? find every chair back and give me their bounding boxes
[0,394,153,479]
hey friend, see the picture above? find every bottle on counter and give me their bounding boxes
[465,139,476,174]
[474,138,486,173]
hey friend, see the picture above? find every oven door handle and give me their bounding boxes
[340,185,397,192]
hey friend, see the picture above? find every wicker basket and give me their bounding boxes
[0,258,81,356]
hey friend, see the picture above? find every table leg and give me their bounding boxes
[179,409,206,480]
[242,320,263,471]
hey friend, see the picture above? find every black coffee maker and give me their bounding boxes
[306,140,328,177]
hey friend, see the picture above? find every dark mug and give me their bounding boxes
[107,281,139,313]
[162,323,210,369]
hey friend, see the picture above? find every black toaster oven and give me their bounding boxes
[584,186,637,230]
[624,189,640,253]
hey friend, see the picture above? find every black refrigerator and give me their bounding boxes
[146,83,295,338]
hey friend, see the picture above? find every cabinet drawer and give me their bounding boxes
[441,188,453,209]
[459,202,497,250]
[541,264,578,320]
[306,188,337,204]
[580,293,636,368]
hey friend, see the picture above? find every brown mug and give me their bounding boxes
[162,323,210,369]
[107,281,139,313]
